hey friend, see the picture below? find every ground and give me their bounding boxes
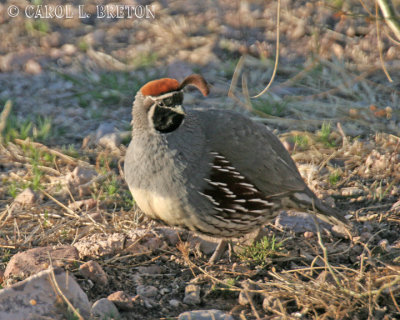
[0,0,399,319]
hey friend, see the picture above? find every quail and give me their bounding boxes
[124,74,348,260]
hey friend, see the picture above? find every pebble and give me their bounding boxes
[238,280,256,306]
[136,285,158,298]
[341,187,364,197]
[169,299,180,308]
[183,284,201,305]
[24,59,42,75]
[79,260,108,286]
[107,291,137,311]
[178,309,234,320]
[14,188,37,206]
[91,298,120,318]
[275,210,331,233]
[0,268,90,319]
[4,245,79,281]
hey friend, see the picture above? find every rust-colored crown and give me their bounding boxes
[140,74,209,97]
[140,78,180,96]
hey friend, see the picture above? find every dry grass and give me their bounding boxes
[1,100,399,318]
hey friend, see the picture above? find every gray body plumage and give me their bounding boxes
[125,90,346,238]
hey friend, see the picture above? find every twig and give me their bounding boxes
[336,122,349,148]
[377,0,400,41]
[0,100,12,144]
[251,0,281,98]
[47,253,84,320]
[39,188,78,218]
[375,0,393,82]
[14,138,91,167]
[244,289,261,320]
[241,73,253,111]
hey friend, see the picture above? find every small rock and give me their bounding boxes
[14,188,37,206]
[386,46,398,60]
[160,288,170,295]
[95,122,116,141]
[188,235,219,256]
[183,284,201,305]
[74,233,125,259]
[125,231,166,254]
[169,299,180,308]
[68,198,97,211]
[275,211,331,233]
[0,268,90,319]
[66,166,97,186]
[332,43,344,59]
[138,265,162,274]
[315,270,335,284]
[156,227,180,246]
[108,291,137,311]
[238,280,256,306]
[137,285,158,298]
[262,295,279,311]
[360,232,373,243]
[304,231,315,239]
[346,26,356,37]
[79,260,108,286]
[24,59,42,75]
[291,21,306,39]
[341,187,363,197]
[178,309,234,320]
[91,298,120,318]
[61,43,77,55]
[98,133,121,150]
[95,122,122,150]
[4,245,79,281]
[378,239,390,252]
[391,199,400,213]
[87,211,104,223]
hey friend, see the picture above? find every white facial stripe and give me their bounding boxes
[148,90,181,100]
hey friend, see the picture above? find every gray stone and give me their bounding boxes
[136,285,158,298]
[14,188,37,206]
[169,299,180,308]
[108,291,137,311]
[91,298,120,318]
[183,284,201,305]
[188,235,219,255]
[341,187,364,197]
[98,132,121,150]
[275,210,331,233]
[238,280,256,306]
[178,309,234,320]
[96,122,121,149]
[74,233,126,259]
[4,245,79,281]
[0,268,90,320]
[79,260,108,286]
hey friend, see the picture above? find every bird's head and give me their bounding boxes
[132,74,209,133]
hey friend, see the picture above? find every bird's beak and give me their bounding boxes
[172,104,186,115]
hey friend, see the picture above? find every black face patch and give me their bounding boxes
[152,105,184,133]
[162,92,183,107]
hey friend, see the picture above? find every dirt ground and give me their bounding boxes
[0,0,399,319]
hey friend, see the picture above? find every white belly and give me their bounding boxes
[131,187,184,226]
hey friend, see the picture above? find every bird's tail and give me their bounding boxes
[290,187,350,229]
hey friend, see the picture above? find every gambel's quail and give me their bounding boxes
[124,74,348,259]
